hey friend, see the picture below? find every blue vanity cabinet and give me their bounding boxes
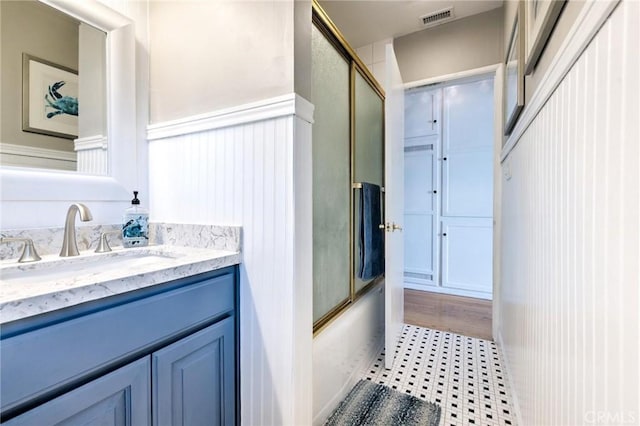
[153,317,235,426]
[4,357,151,426]
[0,265,238,426]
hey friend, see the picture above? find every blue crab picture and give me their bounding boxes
[45,80,78,119]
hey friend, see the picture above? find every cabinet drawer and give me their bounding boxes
[1,270,234,414]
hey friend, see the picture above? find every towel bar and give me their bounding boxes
[352,182,385,192]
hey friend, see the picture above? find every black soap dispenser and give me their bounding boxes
[122,191,149,248]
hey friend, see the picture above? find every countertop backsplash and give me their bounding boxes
[150,223,241,252]
[0,224,123,260]
[0,223,241,262]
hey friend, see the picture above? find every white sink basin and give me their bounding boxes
[0,247,187,286]
[0,244,241,325]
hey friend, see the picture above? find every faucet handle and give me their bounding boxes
[1,237,42,263]
[95,231,119,253]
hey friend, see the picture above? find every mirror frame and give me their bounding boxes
[1,0,136,222]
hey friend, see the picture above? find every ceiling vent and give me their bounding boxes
[419,7,454,28]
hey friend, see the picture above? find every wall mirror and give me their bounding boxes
[1,0,137,229]
[1,0,107,173]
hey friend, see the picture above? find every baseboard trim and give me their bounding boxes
[404,282,492,301]
[495,332,523,426]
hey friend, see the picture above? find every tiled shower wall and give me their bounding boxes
[355,39,391,85]
[499,1,639,424]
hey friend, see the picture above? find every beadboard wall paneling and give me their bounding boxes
[75,135,108,175]
[148,98,313,425]
[499,2,639,425]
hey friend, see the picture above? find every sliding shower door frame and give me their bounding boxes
[312,0,386,334]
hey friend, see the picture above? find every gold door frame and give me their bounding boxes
[312,0,386,334]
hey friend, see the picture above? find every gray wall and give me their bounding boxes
[0,0,78,152]
[78,23,106,139]
[294,0,312,101]
[503,0,585,103]
[394,7,504,84]
[148,0,300,123]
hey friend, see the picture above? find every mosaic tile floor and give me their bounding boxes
[363,325,516,426]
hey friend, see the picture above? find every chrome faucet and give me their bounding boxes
[0,237,42,263]
[60,203,93,257]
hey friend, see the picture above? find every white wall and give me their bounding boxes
[147,94,313,426]
[499,1,639,424]
[148,0,295,123]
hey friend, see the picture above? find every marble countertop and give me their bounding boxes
[0,245,241,325]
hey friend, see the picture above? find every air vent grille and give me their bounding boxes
[420,7,454,28]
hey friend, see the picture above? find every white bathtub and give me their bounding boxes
[312,281,385,425]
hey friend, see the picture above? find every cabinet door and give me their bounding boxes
[404,89,440,138]
[441,79,494,218]
[153,317,235,426]
[404,141,438,286]
[5,357,150,426]
[441,218,493,295]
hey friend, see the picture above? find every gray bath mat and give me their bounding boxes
[325,379,441,426]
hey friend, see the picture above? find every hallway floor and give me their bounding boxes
[363,325,516,426]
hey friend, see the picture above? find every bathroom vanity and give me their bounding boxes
[0,235,241,425]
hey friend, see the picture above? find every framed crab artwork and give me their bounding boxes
[22,54,78,139]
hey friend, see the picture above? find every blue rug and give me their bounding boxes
[325,379,441,426]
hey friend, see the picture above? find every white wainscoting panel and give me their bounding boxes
[148,95,313,425]
[499,2,639,424]
[75,135,108,175]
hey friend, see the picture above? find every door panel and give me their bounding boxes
[5,358,150,426]
[354,69,385,294]
[441,218,493,294]
[442,79,494,152]
[405,89,439,138]
[404,147,434,212]
[153,318,235,426]
[442,149,494,217]
[311,24,351,323]
[384,44,404,370]
[404,214,433,278]
[403,141,436,284]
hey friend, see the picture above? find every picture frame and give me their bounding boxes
[22,54,78,139]
[504,2,525,136]
[524,0,566,74]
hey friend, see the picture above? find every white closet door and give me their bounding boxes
[404,87,440,288]
[404,139,438,286]
[440,78,494,296]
